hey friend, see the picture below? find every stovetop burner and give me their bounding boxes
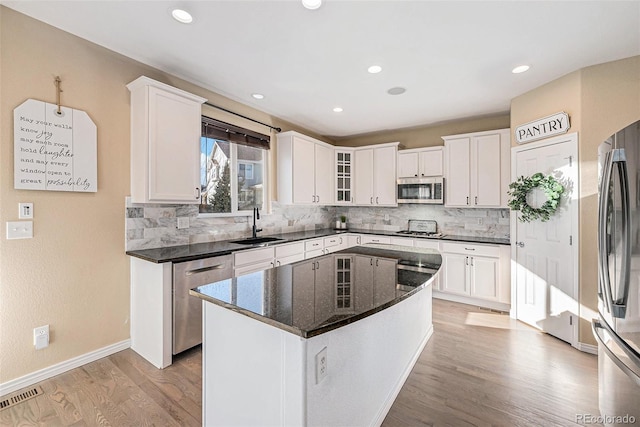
[397,219,444,238]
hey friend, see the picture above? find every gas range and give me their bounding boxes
[396,219,445,239]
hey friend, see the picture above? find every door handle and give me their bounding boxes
[515,241,525,248]
[592,320,640,386]
[185,264,225,276]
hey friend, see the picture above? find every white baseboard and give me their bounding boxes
[577,342,598,355]
[0,339,131,397]
[372,325,434,427]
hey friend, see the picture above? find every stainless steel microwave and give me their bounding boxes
[397,177,444,204]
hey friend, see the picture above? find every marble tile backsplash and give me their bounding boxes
[125,198,336,251]
[335,205,510,239]
[126,198,510,251]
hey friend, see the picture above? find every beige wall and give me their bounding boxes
[510,56,640,345]
[0,7,320,384]
[333,114,510,149]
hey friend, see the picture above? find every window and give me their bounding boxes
[200,116,269,215]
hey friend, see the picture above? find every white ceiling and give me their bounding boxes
[3,1,639,138]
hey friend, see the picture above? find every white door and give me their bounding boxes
[513,135,578,345]
[374,146,397,205]
[473,134,502,207]
[445,137,471,207]
[292,137,315,204]
[314,143,333,204]
[354,149,374,205]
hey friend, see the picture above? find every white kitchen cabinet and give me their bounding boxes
[397,147,443,178]
[291,257,335,329]
[354,143,398,206]
[442,129,510,208]
[274,241,305,267]
[354,255,398,311]
[277,131,334,205]
[335,149,354,205]
[324,235,348,254]
[234,246,275,276]
[127,76,206,204]
[437,241,509,310]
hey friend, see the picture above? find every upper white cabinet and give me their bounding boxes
[334,149,354,205]
[127,76,206,204]
[397,147,443,178]
[354,143,398,206]
[277,131,334,205]
[442,129,510,208]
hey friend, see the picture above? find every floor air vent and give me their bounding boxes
[0,386,44,411]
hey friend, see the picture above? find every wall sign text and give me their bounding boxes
[515,112,570,144]
[14,99,97,192]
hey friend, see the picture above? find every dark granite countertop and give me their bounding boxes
[126,228,508,264]
[190,245,441,338]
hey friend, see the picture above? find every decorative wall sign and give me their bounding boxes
[14,99,97,192]
[515,112,570,144]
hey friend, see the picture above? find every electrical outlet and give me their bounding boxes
[33,325,49,350]
[315,347,328,384]
[477,218,483,225]
[177,217,189,229]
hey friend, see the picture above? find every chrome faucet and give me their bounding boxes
[252,207,262,238]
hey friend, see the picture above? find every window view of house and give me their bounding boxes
[200,136,265,214]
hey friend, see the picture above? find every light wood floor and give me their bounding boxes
[1,300,600,426]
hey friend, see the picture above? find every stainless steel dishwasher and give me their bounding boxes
[173,255,233,354]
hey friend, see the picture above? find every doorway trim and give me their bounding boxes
[510,132,580,349]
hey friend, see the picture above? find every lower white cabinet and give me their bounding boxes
[234,247,275,276]
[274,241,305,267]
[324,235,348,253]
[438,241,509,310]
[360,235,391,245]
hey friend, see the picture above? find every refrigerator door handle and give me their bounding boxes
[611,149,631,318]
[598,150,614,313]
[593,319,640,387]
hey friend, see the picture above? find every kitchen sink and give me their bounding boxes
[230,237,286,246]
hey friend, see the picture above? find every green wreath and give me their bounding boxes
[508,173,564,223]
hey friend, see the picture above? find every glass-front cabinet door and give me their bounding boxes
[335,150,354,204]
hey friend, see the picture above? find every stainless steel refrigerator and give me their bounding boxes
[594,119,640,426]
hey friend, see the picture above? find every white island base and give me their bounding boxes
[202,284,432,427]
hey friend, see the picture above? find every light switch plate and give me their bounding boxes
[7,221,33,239]
[19,203,33,219]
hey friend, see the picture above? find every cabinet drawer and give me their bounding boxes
[390,237,415,247]
[305,239,324,251]
[234,247,274,267]
[275,241,305,258]
[234,260,274,277]
[414,239,440,250]
[441,242,500,258]
[360,235,391,244]
[276,252,305,266]
[323,236,342,248]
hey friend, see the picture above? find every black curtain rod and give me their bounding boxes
[204,101,282,133]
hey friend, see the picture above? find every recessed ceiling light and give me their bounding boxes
[252,93,265,100]
[512,65,530,74]
[171,9,193,24]
[387,87,406,95]
[333,107,343,113]
[302,0,322,10]
[368,65,382,74]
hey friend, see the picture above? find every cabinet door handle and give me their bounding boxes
[475,196,478,205]
[470,257,474,266]
[312,262,316,270]
[316,261,320,269]
[370,258,373,266]
[317,195,320,203]
[370,197,373,204]
[277,260,281,266]
[466,196,469,205]
[339,237,343,244]
[195,187,200,200]
[465,256,469,266]
[376,196,379,204]
[376,259,379,267]
[414,174,418,177]
[464,247,475,251]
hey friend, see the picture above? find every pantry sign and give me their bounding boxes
[515,112,570,144]
[14,99,97,192]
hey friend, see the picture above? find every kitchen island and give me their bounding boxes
[190,245,441,427]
